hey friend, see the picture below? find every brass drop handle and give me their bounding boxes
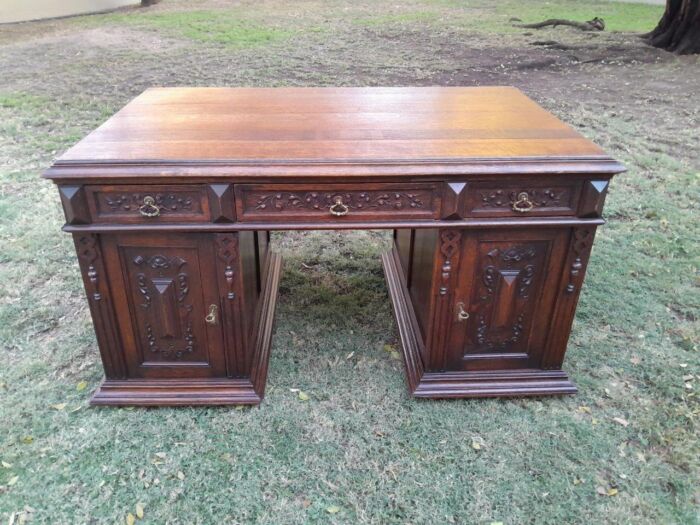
[329,196,349,217]
[456,302,470,322]
[205,304,218,325]
[139,195,161,217]
[512,192,534,213]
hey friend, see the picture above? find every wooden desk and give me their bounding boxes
[44,87,624,406]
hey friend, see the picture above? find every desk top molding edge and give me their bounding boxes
[44,156,624,182]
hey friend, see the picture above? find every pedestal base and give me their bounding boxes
[90,252,283,406]
[90,378,263,406]
[381,248,577,399]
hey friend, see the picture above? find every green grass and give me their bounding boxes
[1,0,699,523]
[90,10,292,48]
[354,11,443,27]
[0,92,48,109]
[502,0,665,32]
[418,0,664,33]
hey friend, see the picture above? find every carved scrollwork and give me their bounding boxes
[485,246,537,265]
[476,313,525,350]
[76,234,101,302]
[439,230,461,296]
[145,322,195,359]
[253,191,426,212]
[565,228,594,294]
[131,251,195,360]
[480,247,537,300]
[104,193,195,213]
[184,325,195,355]
[215,234,238,301]
[519,265,536,298]
[467,242,544,354]
[478,188,569,210]
[136,274,151,308]
[133,254,186,271]
[481,266,497,300]
[177,273,189,304]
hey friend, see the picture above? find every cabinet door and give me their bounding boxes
[445,229,569,371]
[102,233,227,378]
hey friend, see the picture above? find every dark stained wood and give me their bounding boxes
[85,184,211,223]
[578,180,610,217]
[73,233,127,379]
[47,87,624,405]
[235,183,442,223]
[393,229,414,286]
[250,251,283,398]
[441,181,468,219]
[44,158,625,182]
[90,248,281,405]
[461,179,583,218]
[101,233,227,379]
[62,216,607,232]
[382,250,426,393]
[540,227,598,369]
[407,228,439,345]
[383,248,577,398]
[208,183,236,223]
[254,230,270,294]
[444,228,570,372]
[238,230,260,356]
[60,185,90,225]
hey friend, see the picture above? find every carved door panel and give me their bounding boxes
[445,229,569,371]
[102,233,227,379]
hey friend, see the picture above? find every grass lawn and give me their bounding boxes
[1,0,698,523]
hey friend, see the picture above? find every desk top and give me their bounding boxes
[45,87,624,180]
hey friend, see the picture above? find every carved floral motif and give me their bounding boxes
[215,234,238,301]
[476,313,525,350]
[102,193,197,214]
[518,265,536,298]
[133,254,186,271]
[478,188,569,210]
[76,234,101,302]
[438,230,461,296]
[480,247,537,300]
[565,228,593,294]
[132,252,195,360]
[136,274,150,308]
[252,191,427,212]
[470,244,541,353]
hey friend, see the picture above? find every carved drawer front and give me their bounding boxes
[86,185,211,223]
[235,183,441,222]
[463,180,582,218]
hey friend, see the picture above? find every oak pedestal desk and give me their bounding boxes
[44,87,624,406]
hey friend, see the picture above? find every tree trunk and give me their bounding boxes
[643,0,700,54]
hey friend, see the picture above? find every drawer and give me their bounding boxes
[235,183,441,222]
[85,185,211,223]
[462,180,583,218]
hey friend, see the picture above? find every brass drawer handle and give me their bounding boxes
[329,196,349,217]
[205,304,218,325]
[139,195,162,217]
[512,192,534,213]
[456,302,470,322]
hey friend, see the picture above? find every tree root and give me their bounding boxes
[515,18,605,31]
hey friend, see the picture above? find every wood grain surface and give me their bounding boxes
[56,87,609,164]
